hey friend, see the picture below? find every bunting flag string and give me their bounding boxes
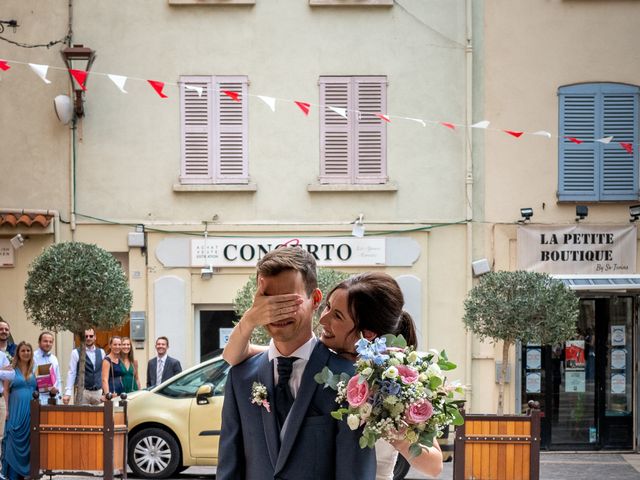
[0,56,636,155]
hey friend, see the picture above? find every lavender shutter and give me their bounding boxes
[320,77,352,183]
[214,76,248,184]
[355,77,387,184]
[180,76,213,184]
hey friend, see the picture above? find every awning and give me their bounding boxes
[552,274,640,292]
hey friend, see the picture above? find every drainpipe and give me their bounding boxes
[464,0,474,412]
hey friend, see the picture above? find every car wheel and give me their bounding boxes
[393,454,411,480]
[128,428,181,479]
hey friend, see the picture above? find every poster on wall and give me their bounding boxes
[517,225,636,274]
[525,372,541,393]
[565,340,585,368]
[0,239,14,267]
[526,348,542,370]
[611,373,626,394]
[565,370,586,393]
[611,326,626,346]
[611,348,626,370]
[219,328,233,349]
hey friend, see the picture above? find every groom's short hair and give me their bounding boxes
[257,247,318,295]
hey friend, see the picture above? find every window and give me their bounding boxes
[179,75,248,185]
[319,76,388,184]
[558,83,638,201]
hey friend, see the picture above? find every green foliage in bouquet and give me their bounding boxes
[233,267,350,344]
[24,241,132,404]
[463,270,578,414]
[315,334,465,457]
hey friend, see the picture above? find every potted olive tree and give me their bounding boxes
[24,241,132,480]
[455,270,578,480]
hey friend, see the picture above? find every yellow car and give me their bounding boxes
[126,356,230,479]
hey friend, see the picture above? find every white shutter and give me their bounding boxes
[355,77,387,184]
[214,76,248,183]
[180,76,213,183]
[320,77,352,183]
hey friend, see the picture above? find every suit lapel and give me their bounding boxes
[274,342,330,474]
[258,353,279,470]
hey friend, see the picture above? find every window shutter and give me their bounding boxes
[180,76,213,184]
[355,77,387,184]
[320,77,352,183]
[214,76,248,184]
[601,91,638,199]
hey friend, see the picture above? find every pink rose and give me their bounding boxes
[346,375,369,407]
[404,399,434,424]
[396,365,419,384]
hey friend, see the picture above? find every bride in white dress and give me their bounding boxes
[223,272,443,480]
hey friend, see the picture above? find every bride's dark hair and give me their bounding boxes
[326,272,418,348]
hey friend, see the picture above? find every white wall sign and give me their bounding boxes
[525,372,541,393]
[611,373,626,394]
[0,240,14,267]
[565,370,586,393]
[191,237,386,267]
[611,325,626,346]
[517,225,636,274]
[611,348,626,370]
[219,328,234,349]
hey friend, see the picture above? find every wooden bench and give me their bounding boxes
[453,406,541,480]
[29,393,128,480]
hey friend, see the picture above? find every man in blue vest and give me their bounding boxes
[62,327,105,405]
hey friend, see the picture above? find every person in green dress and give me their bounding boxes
[120,337,139,393]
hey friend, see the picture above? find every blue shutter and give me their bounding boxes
[558,90,597,200]
[600,90,638,199]
[559,83,639,201]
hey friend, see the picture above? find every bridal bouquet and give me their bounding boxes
[315,335,465,456]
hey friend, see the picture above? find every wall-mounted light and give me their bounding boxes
[10,234,25,250]
[60,44,96,118]
[575,205,588,222]
[629,205,640,223]
[351,214,365,238]
[127,224,146,248]
[519,207,533,223]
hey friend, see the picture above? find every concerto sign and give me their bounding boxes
[191,237,386,267]
[517,225,636,274]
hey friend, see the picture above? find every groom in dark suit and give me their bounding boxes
[217,247,376,480]
[146,336,182,387]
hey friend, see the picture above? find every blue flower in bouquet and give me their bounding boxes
[356,337,389,365]
[380,380,401,396]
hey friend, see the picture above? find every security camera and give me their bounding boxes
[200,266,213,280]
[10,234,25,250]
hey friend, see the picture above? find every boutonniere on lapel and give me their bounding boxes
[251,382,271,412]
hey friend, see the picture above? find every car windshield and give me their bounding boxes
[158,359,230,398]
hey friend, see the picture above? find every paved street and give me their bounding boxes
[48,452,640,479]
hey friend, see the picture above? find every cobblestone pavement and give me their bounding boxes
[39,453,640,479]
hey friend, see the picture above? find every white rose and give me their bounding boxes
[389,358,400,366]
[407,351,419,364]
[426,363,442,377]
[359,402,373,420]
[347,414,360,430]
[383,366,399,379]
[361,367,373,377]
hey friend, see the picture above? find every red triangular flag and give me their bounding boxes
[0,60,10,71]
[565,136,583,144]
[148,80,168,98]
[376,113,391,123]
[69,69,88,91]
[295,101,311,116]
[620,142,633,154]
[504,130,524,138]
[222,90,240,102]
[440,122,456,130]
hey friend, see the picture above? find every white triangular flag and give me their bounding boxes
[408,118,426,127]
[532,130,552,138]
[471,120,490,129]
[108,74,128,93]
[258,95,276,112]
[328,106,347,119]
[29,63,51,84]
[185,85,203,97]
[596,136,614,144]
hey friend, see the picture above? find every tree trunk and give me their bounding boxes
[497,340,512,416]
[74,334,87,405]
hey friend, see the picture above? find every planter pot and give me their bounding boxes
[453,403,541,480]
[29,392,128,480]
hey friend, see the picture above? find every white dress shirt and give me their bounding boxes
[0,351,15,395]
[64,346,106,396]
[34,348,63,404]
[268,335,318,399]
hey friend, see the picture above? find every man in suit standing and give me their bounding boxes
[217,247,376,480]
[147,336,182,387]
[63,327,106,405]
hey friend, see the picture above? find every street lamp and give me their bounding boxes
[60,44,96,118]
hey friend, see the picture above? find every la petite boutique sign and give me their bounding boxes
[517,225,637,274]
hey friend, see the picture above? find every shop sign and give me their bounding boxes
[0,239,14,267]
[517,225,636,274]
[190,237,386,267]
